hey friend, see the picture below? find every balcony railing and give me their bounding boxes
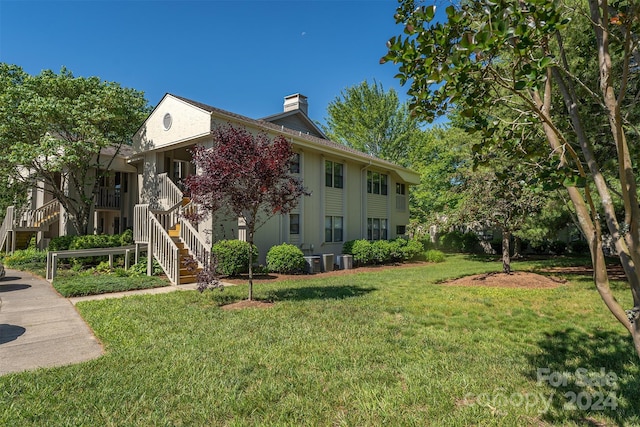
[95,187,121,209]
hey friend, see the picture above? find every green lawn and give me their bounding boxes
[1,255,638,426]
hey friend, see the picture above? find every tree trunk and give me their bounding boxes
[247,239,253,301]
[502,229,511,274]
[513,236,522,259]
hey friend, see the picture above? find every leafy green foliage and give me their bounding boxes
[570,240,590,255]
[438,231,479,253]
[345,238,424,265]
[211,240,258,276]
[130,257,163,276]
[406,125,473,224]
[322,80,419,165]
[2,248,47,268]
[371,240,391,264]
[68,234,121,250]
[48,235,76,251]
[350,240,374,265]
[384,0,640,355]
[425,249,446,263]
[0,65,149,234]
[266,243,306,274]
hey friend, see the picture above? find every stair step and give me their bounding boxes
[179,275,199,284]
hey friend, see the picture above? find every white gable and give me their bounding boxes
[133,94,211,153]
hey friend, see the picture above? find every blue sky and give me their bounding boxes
[0,0,427,126]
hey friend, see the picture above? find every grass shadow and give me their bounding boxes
[267,285,377,302]
[527,328,640,425]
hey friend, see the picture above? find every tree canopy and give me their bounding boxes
[383,0,640,357]
[0,64,149,234]
[322,80,419,165]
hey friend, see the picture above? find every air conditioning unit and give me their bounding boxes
[303,256,321,274]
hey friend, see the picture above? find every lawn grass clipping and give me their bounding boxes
[1,255,639,426]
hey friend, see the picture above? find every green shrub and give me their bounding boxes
[371,240,391,264]
[342,240,356,255]
[266,243,306,274]
[439,231,479,253]
[403,239,424,261]
[530,240,550,254]
[3,248,48,268]
[388,239,406,262]
[549,240,567,255]
[119,229,134,246]
[69,234,121,250]
[425,249,446,263]
[570,240,590,254]
[212,240,258,276]
[48,235,75,251]
[351,240,373,265]
[130,257,163,276]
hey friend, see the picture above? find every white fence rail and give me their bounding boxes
[46,245,139,281]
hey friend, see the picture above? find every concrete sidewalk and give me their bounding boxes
[0,269,104,376]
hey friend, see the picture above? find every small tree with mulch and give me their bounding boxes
[184,124,308,300]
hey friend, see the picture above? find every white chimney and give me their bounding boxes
[284,93,308,115]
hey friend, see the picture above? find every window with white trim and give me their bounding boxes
[325,161,343,189]
[367,218,388,240]
[289,214,300,235]
[290,153,301,174]
[367,171,388,195]
[325,216,343,242]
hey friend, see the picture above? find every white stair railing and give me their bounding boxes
[157,172,183,210]
[0,206,15,252]
[148,211,180,285]
[134,204,150,243]
[179,216,210,268]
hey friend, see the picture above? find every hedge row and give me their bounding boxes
[342,238,424,266]
[48,229,134,251]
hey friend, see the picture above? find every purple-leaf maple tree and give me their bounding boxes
[184,123,309,300]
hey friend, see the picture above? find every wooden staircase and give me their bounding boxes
[168,223,202,284]
[13,231,35,250]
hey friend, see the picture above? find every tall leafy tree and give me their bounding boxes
[407,125,472,225]
[383,0,640,356]
[322,80,419,165]
[0,64,149,235]
[455,161,545,273]
[184,124,308,300]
